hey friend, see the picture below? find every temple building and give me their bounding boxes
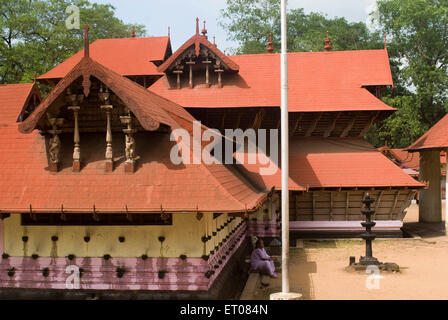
[0,20,424,299]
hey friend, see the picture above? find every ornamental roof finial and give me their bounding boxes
[196,17,199,36]
[168,26,171,38]
[84,25,90,58]
[324,30,332,51]
[202,20,207,37]
[267,32,274,53]
[213,36,217,48]
[131,26,135,38]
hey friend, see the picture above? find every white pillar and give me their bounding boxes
[270,0,302,301]
[280,0,289,294]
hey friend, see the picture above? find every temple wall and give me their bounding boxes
[0,214,246,293]
[3,214,210,258]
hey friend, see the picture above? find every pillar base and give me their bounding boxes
[73,160,81,173]
[49,162,58,173]
[124,161,135,174]
[270,292,302,300]
[105,161,113,173]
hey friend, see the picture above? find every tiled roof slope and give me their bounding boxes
[0,83,38,120]
[150,49,394,112]
[39,37,171,80]
[239,138,425,190]
[406,114,448,152]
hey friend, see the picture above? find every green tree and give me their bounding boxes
[370,0,448,147]
[0,0,146,84]
[219,0,382,54]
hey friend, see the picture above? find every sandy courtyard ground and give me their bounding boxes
[251,204,448,300]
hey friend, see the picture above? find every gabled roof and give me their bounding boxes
[39,37,171,81]
[3,53,267,214]
[20,56,195,134]
[157,29,239,73]
[406,114,448,152]
[239,138,425,190]
[0,83,40,122]
[150,49,394,112]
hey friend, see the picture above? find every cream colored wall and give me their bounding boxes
[4,213,208,258]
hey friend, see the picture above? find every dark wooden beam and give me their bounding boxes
[305,113,322,137]
[359,111,381,137]
[341,114,356,137]
[291,113,303,137]
[324,112,341,137]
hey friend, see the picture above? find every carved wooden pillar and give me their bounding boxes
[68,106,81,172]
[120,114,137,174]
[215,69,224,88]
[47,117,64,173]
[101,105,114,172]
[203,59,212,88]
[173,70,183,89]
[186,59,195,89]
[99,85,113,172]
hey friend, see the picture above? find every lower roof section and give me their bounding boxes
[0,129,266,214]
[238,137,426,191]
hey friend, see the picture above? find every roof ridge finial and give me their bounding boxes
[196,17,199,36]
[131,26,135,38]
[324,30,332,51]
[168,26,171,38]
[384,33,387,50]
[33,72,37,83]
[267,32,274,53]
[202,20,207,37]
[84,24,90,58]
[213,36,217,48]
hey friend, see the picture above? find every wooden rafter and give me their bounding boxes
[373,190,384,220]
[359,111,381,137]
[345,191,350,220]
[305,112,322,137]
[220,110,227,132]
[341,114,356,137]
[312,192,316,221]
[291,113,303,137]
[329,192,333,221]
[324,112,341,138]
[234,112,242,129]
[252,109,266,130]
[389,190,400,219]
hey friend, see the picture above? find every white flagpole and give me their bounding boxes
[280,0,289,294]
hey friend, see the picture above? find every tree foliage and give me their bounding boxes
[219,0,382,54]
[369,0,448,147]
[0,0,146,84]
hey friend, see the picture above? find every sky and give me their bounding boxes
[91,0,378,51]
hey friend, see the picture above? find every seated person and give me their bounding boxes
[250,239,277,278]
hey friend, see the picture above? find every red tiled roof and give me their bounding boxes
[157,33,239,73]
[0,129,266,213]
[150,49,394,112]
[239,138,424,190]
[39,37,171,80]
[4,58,267,214]
[406,114,448,152]
[379,146,446,171]
[0,83,38,121]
